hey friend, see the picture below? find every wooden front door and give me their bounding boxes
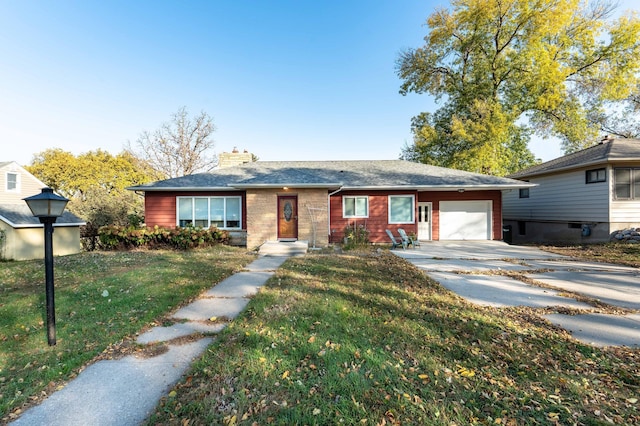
[278,195,298,240]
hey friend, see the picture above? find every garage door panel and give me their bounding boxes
[440,201,491,240]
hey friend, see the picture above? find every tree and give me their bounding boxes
[27,149,160,227]
[127,107,217,178]
[397,0,640,175]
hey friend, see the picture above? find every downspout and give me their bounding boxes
[328,187,343,243]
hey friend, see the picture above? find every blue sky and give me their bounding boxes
[1,1,637,167]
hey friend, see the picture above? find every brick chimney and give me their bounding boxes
[218,147,253,168]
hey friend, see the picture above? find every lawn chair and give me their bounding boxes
[385,229,407,250]
[398,228,420,248]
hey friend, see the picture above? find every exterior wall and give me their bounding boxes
[502,165,640,243]
[503,219,611,244]
[143,191,247,229]
[246,188,329,249]
[418,190,503,240]
[330,190,419,243]
[502,168,610,222]
[610,162,640,228]
[0,221,81,261]
[0,162,47,205]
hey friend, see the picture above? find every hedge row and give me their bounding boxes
[98,225,229,250]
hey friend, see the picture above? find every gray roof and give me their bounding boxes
[129,160,531,191]
[0,204,85,228]
[509,138,640,179]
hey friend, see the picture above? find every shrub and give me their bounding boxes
[342,222,369,250]
[98,225,229,250]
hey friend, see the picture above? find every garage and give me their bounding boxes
[439,200,492,240]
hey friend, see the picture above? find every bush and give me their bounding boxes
[98,225,229,250]
[342,222,369,250]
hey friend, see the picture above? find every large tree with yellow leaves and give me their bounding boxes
[397,0,640,175]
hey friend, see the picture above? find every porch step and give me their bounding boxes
[259,241,309,256]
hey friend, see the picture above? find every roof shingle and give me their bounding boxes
[129,160,530,191]
[509,138,640,179]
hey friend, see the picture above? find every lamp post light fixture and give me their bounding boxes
[23,188,69,346]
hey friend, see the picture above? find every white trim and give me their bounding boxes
[342,195,369,218]
[0,215,85,228]
[5,171,19,192]
[417,201,432,241]
[176,196,242,230]
[388,194,415,224]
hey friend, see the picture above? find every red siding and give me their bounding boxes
[418,191,502,240]
[144,191,247,229]
[330,190,419,243]
[329,190,503,243]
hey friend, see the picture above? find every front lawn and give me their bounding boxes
[0,246,255,421]
[148,252,640,425]
[541,242,640,268]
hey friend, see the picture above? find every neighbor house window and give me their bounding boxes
[343,196,368,218]
[177,196,242,229]
[6,172,18,191]
[519,188,529,198]
[388,195,414,224]
[614,168,640,200]
[517,221,526,235]
[586,168,606,184]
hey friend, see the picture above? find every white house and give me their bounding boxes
[502,137,640,243]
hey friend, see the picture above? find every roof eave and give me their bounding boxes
[510,158,614,179]
[0,215,85,228]
[340,183,536,191]
[127,186,234,192]
[229,183,343,189]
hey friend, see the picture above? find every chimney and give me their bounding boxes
[218,147,253,168]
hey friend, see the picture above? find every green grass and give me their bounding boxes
[147,251,640,425]
[0,246,256,420]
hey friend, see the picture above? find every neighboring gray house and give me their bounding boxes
[129,152,532,249]
[503,137,640,243]
[0,161,84,260]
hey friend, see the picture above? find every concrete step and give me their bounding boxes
[259,240,308,256]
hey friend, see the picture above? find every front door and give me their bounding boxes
[417,202,432,241]
[278,195,298,240]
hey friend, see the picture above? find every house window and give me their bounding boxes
[177,196,242,229]
[614,168,640,200]
[586,168,606,184]
[6,172,18,191]
[388,195,414,224]
[517,221,526,235]
[519,188,529,198]
[343,196,368,218]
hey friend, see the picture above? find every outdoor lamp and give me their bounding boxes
[23,187,70,346]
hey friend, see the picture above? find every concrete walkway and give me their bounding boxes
[10,255,290,426]
[394,241,640,348]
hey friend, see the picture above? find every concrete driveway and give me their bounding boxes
[394,241,640,348]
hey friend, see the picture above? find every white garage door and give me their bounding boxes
[439,201,492,240]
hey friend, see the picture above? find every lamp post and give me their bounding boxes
[23,188,69,346]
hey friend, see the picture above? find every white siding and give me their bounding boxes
[0,162,47,205]
[503,168,610,222]
[611,200,640,223]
